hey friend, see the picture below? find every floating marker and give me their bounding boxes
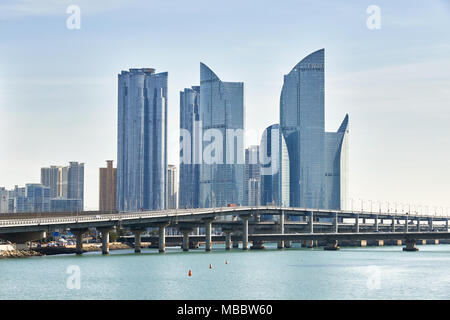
[188,269,192,277]
[225,260,228,264]
[209,264,213,269]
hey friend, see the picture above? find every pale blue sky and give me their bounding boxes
[0,0,449,210]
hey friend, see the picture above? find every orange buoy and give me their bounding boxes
[188,269,192,277]
[209,264,213,269]
[225,260,228,264]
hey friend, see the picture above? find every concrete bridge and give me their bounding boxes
[0,206,449,254]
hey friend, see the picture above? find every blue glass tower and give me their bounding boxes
[260,124,290,207]
[117,68,168,211]
[199,63,245,208]
[179,86,200,208]
[280,49,348,210]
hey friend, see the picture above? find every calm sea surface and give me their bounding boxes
[1,243,450,300]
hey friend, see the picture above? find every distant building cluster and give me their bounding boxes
[0,162,84,213]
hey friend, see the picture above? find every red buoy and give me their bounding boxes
[188,269,192,277]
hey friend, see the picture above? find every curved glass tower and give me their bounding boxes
[280,49,348,210]
[199,63,245,208]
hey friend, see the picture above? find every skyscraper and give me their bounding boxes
[179,86,200,208]
[8,184,50,213]
[99,160,117,212]
[198,63,245,208]
[167,165,178,209]
[117,68,168,211]
[41,162,84,211]
[0,187,8,213]
[244,146,260,206]
[280,49,349,210]
[260,124,290,208]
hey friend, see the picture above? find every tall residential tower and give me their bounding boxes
[117,68,168,211]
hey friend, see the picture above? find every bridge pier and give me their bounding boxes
[240,215,251,250]
[333,212,338,233]
[405,216,409,232]
[391,216,396,232]
[417,219,421,232]
[278,211,285,249]
[157,223,170,253]
[355,214,359,233]
[203,219,214,252]
[309,212,314,233]
[224,231,232,250]
[71,229,88,255]
[446,219,449,231]
[180,227,193,252]
[98,227,113,255]
[374,215,379,232]
[403,239,418,252]
[428,218,433,231]
[132,229,144,253]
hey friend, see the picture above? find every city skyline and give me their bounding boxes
[1,0,449,210]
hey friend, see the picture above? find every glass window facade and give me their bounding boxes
[198,63,245,208]
[117,68,168,211]
[280,49,349,210]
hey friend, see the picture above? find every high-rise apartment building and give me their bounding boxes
[167,165,177,209]
[117,68,168,211]
[99,160,117,212]
[179,86,200,208]
[244,146,260,206]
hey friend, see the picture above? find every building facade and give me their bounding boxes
[41,162,84,211]
[99,160,117,212]
[244,146,260,206]
[8,184,50,213]
[167,165,178,209]
[280,49,348,210]
[117,68,168,211]
[260,124,290,207]
[0,187,8,213]
[179,86,200,208]
[198,63,245,208]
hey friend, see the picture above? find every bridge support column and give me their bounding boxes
[374,215,379,232]
[324,240,340,251]
[72,229,87,255]
[224,231,232,250]
[333,213,338,233]
[180,227,193,252]
[98,227,113,255]
[428,218,433,231]
[391,216,396,232]
[240,215,251,250]
[278,211,285,249]
[446,219,449,231]
[355,214,359,233]
[417,219,420,232]
[403,239,418,252]
[405,216,409,233]
[157,223,170,253]
[309,212,314,233]
[132,229,144,253]
[204,220,213,252]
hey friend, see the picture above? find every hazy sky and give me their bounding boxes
[0,0,449,211]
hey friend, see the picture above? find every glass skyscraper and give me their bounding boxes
[179,86,200,208]
[117,68,168,211]
[260,124,290,207]
[280,49,349,210]
[198,63,245,208]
